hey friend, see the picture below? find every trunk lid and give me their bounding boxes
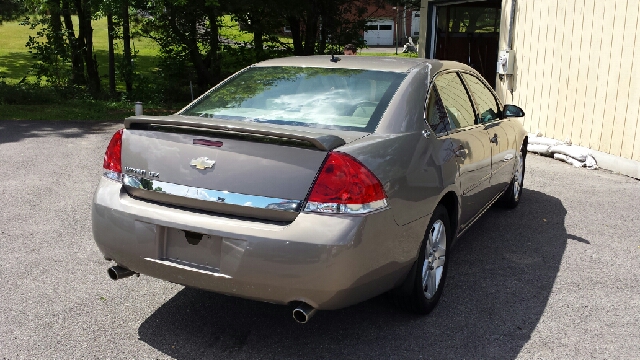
[120,116,367,221]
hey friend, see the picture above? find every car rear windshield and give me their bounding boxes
[180,66,406,132]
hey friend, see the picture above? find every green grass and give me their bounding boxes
[219,15,293,46]
[0,15,291,87]
[0,100,180,121]
[0,20,39,82]
[360,52,419,58]
[0,16,159,87]
[90,17,159,84]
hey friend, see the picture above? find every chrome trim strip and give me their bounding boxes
[144,258,232,278]
[122,174,302,212]
[303,199,388,215]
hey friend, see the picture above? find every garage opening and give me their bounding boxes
[427,0,501,88]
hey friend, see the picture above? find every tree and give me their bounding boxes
[99,0,136,96]
[24,0,101,93]
[121,0,132,94]
[226,0,286,62]
[79,0,101,93]
[106,11,116,94]
[139,0,222,92]
[23,0,74,86]
[283,0,373,56]
[60,0,86,85]
[0,0,25,24]
[393,0,419,11]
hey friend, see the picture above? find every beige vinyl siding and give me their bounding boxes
[497,0,640,161]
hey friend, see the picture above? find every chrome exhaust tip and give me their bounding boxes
[292,302,317,324]
[108,265,136,280]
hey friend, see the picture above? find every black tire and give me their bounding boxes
[498,149,526,209]
[392,204,451,314]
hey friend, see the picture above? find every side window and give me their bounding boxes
[425,86,451,134]
[461,73,500,124]
[429,72,476,131]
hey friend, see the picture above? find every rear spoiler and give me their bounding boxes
[124,115,346,151]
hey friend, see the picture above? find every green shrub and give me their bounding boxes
[0,78,62,105]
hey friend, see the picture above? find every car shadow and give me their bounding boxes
[0,120,121,145]
[138,189,567,359]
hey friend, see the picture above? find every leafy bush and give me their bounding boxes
[0,78,57,105]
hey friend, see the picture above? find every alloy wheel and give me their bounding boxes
[422,220,447,299]
[513,153,524,201]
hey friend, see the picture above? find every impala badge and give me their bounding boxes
[190,157,216,170]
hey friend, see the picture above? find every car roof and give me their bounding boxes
[254,56,476,79]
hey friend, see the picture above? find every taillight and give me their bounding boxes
[304,152,387,214]
[103,129,123,181]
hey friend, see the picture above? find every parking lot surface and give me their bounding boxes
[1,120,639,359]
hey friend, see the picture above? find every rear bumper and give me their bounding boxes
[92,178,420,310]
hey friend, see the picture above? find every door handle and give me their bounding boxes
[490,133,498,144]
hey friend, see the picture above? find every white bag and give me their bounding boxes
[528,136,562,147]
[527,144,551,155]
[584,155,598,169]
[549,144,591,162]
[554,153,584,167]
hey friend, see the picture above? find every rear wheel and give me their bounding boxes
[393,205,450,314]
[498,149,525,209]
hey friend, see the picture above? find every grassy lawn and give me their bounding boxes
[0,15,288,86]
[0,16,159,89]
[360,52,419,58]
[0,101,180,121]
[219,15,293,46]
[0,20,39,83]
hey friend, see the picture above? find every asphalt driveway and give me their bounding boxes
[1,120,638,359]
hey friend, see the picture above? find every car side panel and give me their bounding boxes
[338,133,456,228]
[442,126,493,227]
[486,119,517,193]
[375,65,431,134]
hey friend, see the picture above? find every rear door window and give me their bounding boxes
[461,73,500,124]
[426,72,476,133]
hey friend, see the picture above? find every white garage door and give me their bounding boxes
[364,20,394,46]
[411,11,420,37]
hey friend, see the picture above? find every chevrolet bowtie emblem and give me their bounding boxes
[190,157,216,170]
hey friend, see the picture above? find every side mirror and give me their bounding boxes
[503,104,525,118]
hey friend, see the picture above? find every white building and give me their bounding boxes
[418,0,640,177]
